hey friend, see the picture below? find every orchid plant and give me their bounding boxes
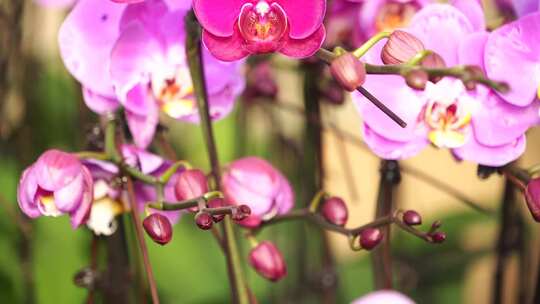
[8,0,540,303]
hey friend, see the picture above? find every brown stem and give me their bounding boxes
[125,177,160,304]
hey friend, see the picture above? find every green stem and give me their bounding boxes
[352,31,392,58]
[407,49,433,66]
[185,12,249,304]
[105,115,122,163]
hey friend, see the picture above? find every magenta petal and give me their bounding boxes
[164,0,192,11]
[458,32,488,68]
[512,0,540,16]
[279,26,326,58]
[202,29,250,62]
[453,135,526,166]
[363,125,429,160]
[408,4,475,66]
[275,0,326,39]
[450,0,485,32]
[58,0,126,96]
[484,12,540,106]
[472,93,539,146]
[82,87,120,114]
[193,0,245,37]
[125,102,159,149]
[69,166,94,228]
[122,79,156,116]
[110,23,165,102]
[135,149,164,174]
[34,150,82,191]
[17,166,41,218]
[275,175,294,214]
[54,173,84,213]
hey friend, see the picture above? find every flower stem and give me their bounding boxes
[125,177,160,303]
[185,11,249,304]
[352,31,392,58]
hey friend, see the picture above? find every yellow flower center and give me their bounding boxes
[425,102,472,149]
[151,67,196,119]
[86,197,124,236]
[537,83,540,100]
[39,195,62,217]
[376,2,419,32]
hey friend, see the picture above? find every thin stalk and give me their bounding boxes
[185,12,249,304]
[372,160,400,290]
[125,178,160,304]
[103,217,132,304]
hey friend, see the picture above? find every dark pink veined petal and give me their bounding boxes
[450,0,485,32]
[458,31,488,68]
[363,124,429,160]
[452,134,526,167]
[82,87,120,114]
[34,150,83,191]
[408,4,475,66]
[279,26,326,58]
[193,0,246,37]
[54,172,84,213]
[110,22,165,103]
[275,0,326,39]
[484,12,540,106]
[124,95,160,149]
[58,0,126,96]
[17,166,41,218]
[202,28,250,62]
[472,92,539,146]
[69,166,94,228]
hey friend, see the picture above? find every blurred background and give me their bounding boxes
[1,0,540,303]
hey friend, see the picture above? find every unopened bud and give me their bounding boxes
[525,178,540,222]
[143,214,173,245]
[405,69,428,90]
[248,241,287,282]
[208,198,226,223]
[175,169,208,212]
[232,204,252,221]
[430,231,446,244]
[403,210,422,226]
[320,196,348,226]
[195,212,213,230]
[330,52,366,92]
[381,30,425,65]
[359,228,383,250]
[421,53,446,83]
[462,65,484,90]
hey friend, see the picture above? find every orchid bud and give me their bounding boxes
[330,52,366,92]
[405,69,428,90]
[381,30,425,65]
[421,53,446,83]
[232,204,252,222]
[402,210,422,226]
[174,169,208,201]
[359,228,383,250]
[320,196,348,226]
[248,241,287,282]
[525,178,540,222]
[195,212,213,230]
[143,214,173,245]
[430,231,446,244]
[462,66,484,91]
[208,198,226,223]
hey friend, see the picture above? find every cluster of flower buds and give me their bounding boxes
[195,204,252,231]
[427,220,446,244]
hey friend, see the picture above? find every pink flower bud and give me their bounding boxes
[430,231,446,244]
[143,213,173,245]
[330,53,367,92]
[405,69,428,90]
[381,30,425,65]
[421,53,446,83]
[359,228,383,250]
[248,241,287,282]
[174,169,208,200]
[320,196,348,226]
[403,210,422,226]
[525,178,540,222]
[208,198,226,223]
[195,212,213,230]
[232,204,252,222]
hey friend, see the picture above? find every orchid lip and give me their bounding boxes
[237,1,288,46]
[375,1,420,32]
[151,66,196,119]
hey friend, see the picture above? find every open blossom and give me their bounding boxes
[17,150,93,228]
[193,0,326,61]
[222,157,293,227]
[59,0,245,148]
[82,145,183,235]
[352,3,539,166]
[352,290,415,304]
[484,12,540,106]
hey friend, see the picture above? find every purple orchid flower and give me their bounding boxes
[511,0,540,16]
[351,290,415,304]
[59,0,245,148]
[17,150,94,228]
[484,12,540,106]
[222,157,294,228]
[352,3,539,166]
[81,145,183,235]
